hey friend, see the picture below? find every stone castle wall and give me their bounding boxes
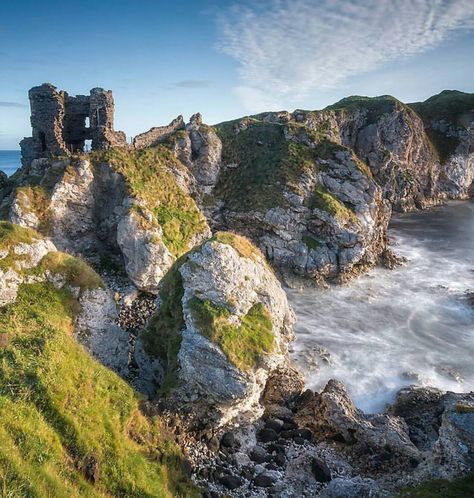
[20,84,127,167]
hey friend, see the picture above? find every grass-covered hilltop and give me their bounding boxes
[0,87,473,497]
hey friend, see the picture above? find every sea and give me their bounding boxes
[289,200,474,413]
[0,150,21,177]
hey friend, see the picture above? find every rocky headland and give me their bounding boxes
[0,84,473,497]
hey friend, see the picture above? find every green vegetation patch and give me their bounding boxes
[14,185,53,235]
[410,91,474,164]
[0,221,40,272]
[302,234,321,250]
[0,281,199,497]
[189,297,274,371]
[92,147,208,257]
[33,251,104,291]
[0,221,36,252]
[307,186,359,224]
[324,95,401,125]
[141,258,186,392]
[213,121,320,211]
[398,473,474,498]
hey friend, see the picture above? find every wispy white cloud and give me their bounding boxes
[218,0,474,110]
[0,101,26,108]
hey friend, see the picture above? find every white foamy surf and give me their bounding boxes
[289,200,474,414]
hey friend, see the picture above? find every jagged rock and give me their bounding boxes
[295,380,421,474]
[410,91,474,199]
[261,363,305,409]
[139,232,295,428]
[391,386,474,478]
[182,113,222,193]
[116,208,174,293]
[75,287,129,376]
[319,476,382,498]
[208,119,391,283]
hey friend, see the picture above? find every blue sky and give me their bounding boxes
[1,0,474,149]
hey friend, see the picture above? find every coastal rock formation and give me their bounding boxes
[295,380,421,474]
[0,221,128,375]
[411,90,474,199]
[139,232,295,427]
[206,118,391,283]
[1,147,210,293]
[20,83,127,167]
[391,385,474,479]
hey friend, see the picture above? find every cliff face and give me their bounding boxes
[410,90,474,199]
[189,90,473,283]
[2,90,473,287]
[0,146,211,293]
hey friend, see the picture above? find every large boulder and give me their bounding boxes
[138,232,296,428]
[391,386,474,479]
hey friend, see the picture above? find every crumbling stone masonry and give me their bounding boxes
[20,83,127,167]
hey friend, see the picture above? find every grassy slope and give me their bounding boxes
[398,473,474,498]
[0,227,199,497]
[324,94,402,124]
[92,147,207,258]
[213,119,361,220]
[409,90,474,164]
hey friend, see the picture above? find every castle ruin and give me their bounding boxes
[20,83,127,167]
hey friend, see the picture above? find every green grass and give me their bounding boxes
[32,251,104,291]
[213,121,321,211]
[0,222,41,272]
[307,186,359,224]
[409,90,474,164]
[92,147,208,257]
[189,298,274,371]
[0,281,199,497]
[0,221,36,252]
[398,473,474,497]
[324,95,402,124]
[141,258,186,392]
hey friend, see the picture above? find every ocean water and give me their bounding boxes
[289,200,474,413]
[0,150,21,177]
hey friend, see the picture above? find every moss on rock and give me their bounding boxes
[33,251,104,291]
[189,297,274,371]
[307,186,359,224]
[92,146,208,257]
[213,121,320,211]
[141,257,186,391]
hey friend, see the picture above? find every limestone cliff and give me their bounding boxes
[0,146,211,293]
[138,232,297,428]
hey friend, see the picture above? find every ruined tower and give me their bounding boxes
[20,83,127,167]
